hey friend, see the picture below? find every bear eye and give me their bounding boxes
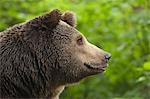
[77,35,84,45]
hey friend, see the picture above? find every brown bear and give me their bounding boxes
[0,9,111,99]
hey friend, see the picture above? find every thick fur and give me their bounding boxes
[61,11,76,27]
[0,9,110,99]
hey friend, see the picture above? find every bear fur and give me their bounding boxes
[0,9,111,99]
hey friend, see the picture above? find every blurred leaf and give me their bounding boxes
[143,61,150,70]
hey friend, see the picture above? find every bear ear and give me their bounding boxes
[26,9,62,30]
[44,9,62,28]
[61,11,77,27]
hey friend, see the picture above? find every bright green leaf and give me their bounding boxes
[143,61,150,70]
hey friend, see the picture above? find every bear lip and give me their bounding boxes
[84,63,107,71]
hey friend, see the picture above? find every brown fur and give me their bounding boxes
[0,9,111,99]
[61,11,76,27]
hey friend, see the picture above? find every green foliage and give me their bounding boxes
[0,0,150,99]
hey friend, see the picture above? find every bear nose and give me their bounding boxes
[104,53,111,61]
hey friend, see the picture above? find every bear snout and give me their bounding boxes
[104,53,111,62]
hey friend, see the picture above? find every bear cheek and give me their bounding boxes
[69,53,90,77]
[62,61,87,83]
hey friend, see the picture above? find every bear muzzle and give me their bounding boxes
[83,53,111,73]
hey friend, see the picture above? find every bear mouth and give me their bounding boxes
[84,63,107,71]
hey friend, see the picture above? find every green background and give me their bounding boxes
[0,0,150,99]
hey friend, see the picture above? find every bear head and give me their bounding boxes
[23,9,111,85]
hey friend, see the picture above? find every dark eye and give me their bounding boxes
[77,35,84,45]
